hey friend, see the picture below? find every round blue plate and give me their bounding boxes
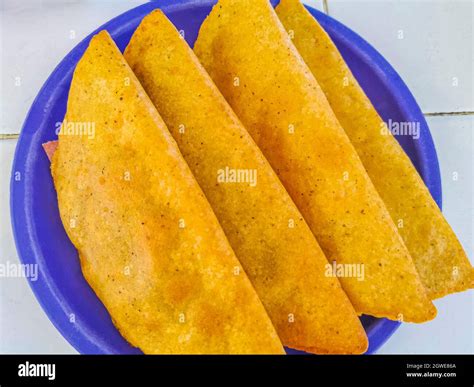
[10,0,441,354]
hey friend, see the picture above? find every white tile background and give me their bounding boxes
[0,0,472,354]
[327,0,473,114]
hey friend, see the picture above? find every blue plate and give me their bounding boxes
[10,0,441,354]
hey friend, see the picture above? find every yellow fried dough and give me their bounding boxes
[51,30,284,354]
[276,0,473,299]
[123,10,368,354]
[194,0,436,322]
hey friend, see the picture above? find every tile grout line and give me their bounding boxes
[424,111,474,117]
[322,0,329,14]
[0,134,19,140]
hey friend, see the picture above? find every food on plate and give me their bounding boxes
[42,140,58,161]
[49,30,284,354]
[276,0,473,299]
[194,0,436,322]
[123,9,368,354]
